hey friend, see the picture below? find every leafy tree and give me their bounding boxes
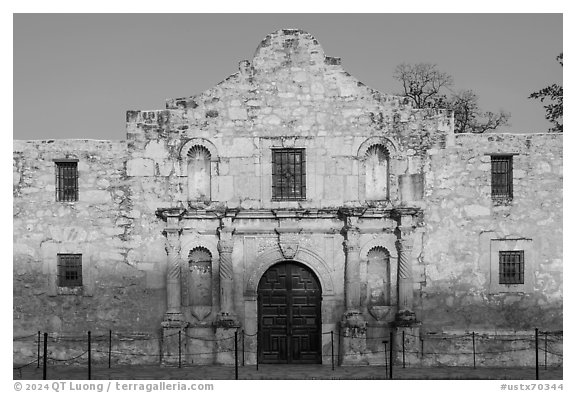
[393,62,510,133]
[529,53,563,132]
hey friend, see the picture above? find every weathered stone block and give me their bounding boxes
[228,107,248,120]
[127,158,155,176]
[82,190,112,204]
[463,204,490,217]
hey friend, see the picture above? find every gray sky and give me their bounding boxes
[13,14,563,140]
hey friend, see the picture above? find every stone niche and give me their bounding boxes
[186,247,213,321]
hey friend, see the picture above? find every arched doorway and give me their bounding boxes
[257,261,322,364]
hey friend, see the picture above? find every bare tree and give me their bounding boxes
[393,63,453,109]
[394,62,510,133]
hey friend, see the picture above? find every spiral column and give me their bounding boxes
[395,227,417,323]
[215,217,239,365]
[217,231,235,318]
[165,228,183,320]
[344,227,362,314]
[340,215,368,365]
[159,210,187,367]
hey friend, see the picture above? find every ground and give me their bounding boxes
[13,364,563,380]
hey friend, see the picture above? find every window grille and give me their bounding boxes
[272,149,306,200]
[491,155,513,199]
[55,161,78,202]
[57,254,83,287]
[499,251,524,284]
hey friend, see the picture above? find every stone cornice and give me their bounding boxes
[157,207,424,228]
[155,207,186,221]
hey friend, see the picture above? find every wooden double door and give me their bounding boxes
[257,261,322,364]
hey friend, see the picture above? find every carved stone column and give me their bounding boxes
[165,229,183,318]
[217,231,235,319]
[159,212,188,366]
[215,216,239,365]
[340,216,367,365]
[344,223,362,315]
[395,217,418,325]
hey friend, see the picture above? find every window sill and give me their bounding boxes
[57,286,84,296]
[492,197,513,206]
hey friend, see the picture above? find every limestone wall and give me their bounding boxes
[13,140,167,364]
[419,133,563,333]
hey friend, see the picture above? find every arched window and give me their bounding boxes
[187,146,211,202]
[367,246,390,306]
[365,145,389,200]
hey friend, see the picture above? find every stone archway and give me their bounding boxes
[257,261,322,364]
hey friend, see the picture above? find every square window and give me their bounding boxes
[55,161,78,202]
[499,251,524,284]
[491,155,513,199]
[57,254,83,287]
[272,149,306,200]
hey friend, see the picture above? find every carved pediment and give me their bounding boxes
[277,232,300,260]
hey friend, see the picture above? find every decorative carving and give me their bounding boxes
[219,248,233,280]
[257,237,278,255]
[277,232,301,260]
[190,306,211,321]
[344,226,360,253]
[218,227,234,281]
[368,305,394,321]
[164,228,183,317]
[165,231,181,281]
[217,219,236,319]
[396,237,414,280]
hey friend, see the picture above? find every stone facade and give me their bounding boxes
[13,30,562,366]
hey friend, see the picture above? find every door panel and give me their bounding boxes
[258,262,321,364]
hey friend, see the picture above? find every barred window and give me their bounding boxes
[55,161,78,202]
[272,149,306,200]
[491,155,513,199]
[57,254,83,287]
[499,251,524,284]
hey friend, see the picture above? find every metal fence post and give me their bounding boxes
[178,330,182,368]
[472,331,476,369]
[402,330,405,368]
[234,331,239,380]
[420,337,424,359]
[37,331,41,368]
[42,333,47,380]
[535,328,539,380]
[389,330,394,380]
[331,331,334,371]
[382,340,388,379]
[88,331,91,380]
[544,332,548,370]
[242,330,245,367]
[108,330,112,369]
